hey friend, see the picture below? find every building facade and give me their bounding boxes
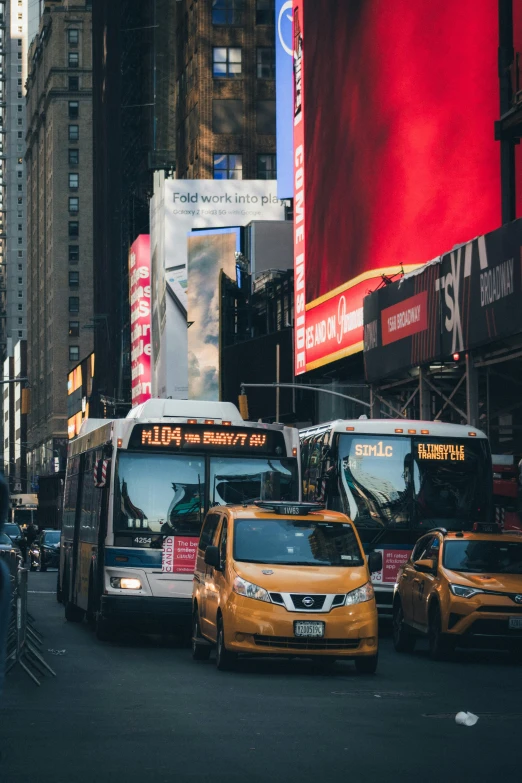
[25,0,93,481]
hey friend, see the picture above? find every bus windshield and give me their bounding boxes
[337,434,490,531]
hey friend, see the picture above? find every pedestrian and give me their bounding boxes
[0,471,10,699]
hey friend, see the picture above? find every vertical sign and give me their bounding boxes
[276,0,294,199]
[129,235,152,406]
[293,0,306,375]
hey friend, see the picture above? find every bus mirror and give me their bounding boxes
[368,551,383,574]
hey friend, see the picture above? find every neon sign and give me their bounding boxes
[127,424,280,454]
[417,443,465,461]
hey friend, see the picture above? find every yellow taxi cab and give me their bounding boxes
[192,501,381,672]
[393,522,522,660]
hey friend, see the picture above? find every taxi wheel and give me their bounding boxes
[216,617,237,671]
[428,605,454,661]
[392,601,416,653]
[354,654,378,674]
[192,612,211,661]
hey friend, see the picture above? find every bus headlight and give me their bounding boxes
[345,582,374,605]
[110,577,142,590]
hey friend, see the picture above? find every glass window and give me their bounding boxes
[114,453,206,535]
[18,304,22,311]
[257,47,275,78]
[17,104,22,112]
[68,52,79,68]
[213,47,242,78]
[68,101,79,119]
[256,100,276,134]
[212,0,243,25]
[69,271,79,288]
[213,153,242,180]
[69,196,79,214]
[68,28,79,46]
[68,125,79,141]
[199,513,221,552]
[257,153,276,179]
[68,321,79,337]
[69,76,79,91]
[218,519,228,567]
[212,99,243,134]
[443,540,522,575]
[234,518,364,567]
[69,346,79,361]
[69,149,79,165]
[68,221,79,237]
[69,173,79,190]
[68,245,79,263]
[69,296,79,313]
[208,456,297,505]
[256,0,274,24]
[411,535,436,563]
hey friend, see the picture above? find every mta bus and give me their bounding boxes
[10,493,38,529]
[300,419,492,613]
[58,399,300,640]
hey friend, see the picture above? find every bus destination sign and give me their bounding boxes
[417,443,465,461]
[128,424,281,454]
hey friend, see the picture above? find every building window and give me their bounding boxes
[17,52,22,60]
[69,297,79,314]
[17,171,22,178]
[68,28,79,46]
[18,318,22,325]
[69,173,79,190]
[17,304,22,311]
[17,197,22,204]
[17,184,22,192]
[256,0,274,24]
[17,237,22,245]
[18,277,22,284]
[69,76,79,91]
[17,92,22,99]
[68,125,79,141]
[17,223,22,231]
[69,197,79,214]
[213,154,242,180]
[18,331,22,338]
[18,79,22,86]
[69,271,79,288]
[17,106,22,114]
[17,40,22,47]
[68,149,79,165]
[257,47,275,78]
[69,321,80,337]
[68,245,79,263]
[17,131,22,138]
[212,99,243,134]
[17,157,23,164]
[17,66,22,73]
[68,221,79,237]
[18,290,22,298]
[68,101,79,119]
[17,119,22,126]
[212,0,243,25]
[256,100,276,134]
[69,346,80,362]
[18,252,22,258]
[68,52,79,68]
[213,47,242,78]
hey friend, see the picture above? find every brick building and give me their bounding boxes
[25,0,93,482]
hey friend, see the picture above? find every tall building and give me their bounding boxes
[25,0,93,490]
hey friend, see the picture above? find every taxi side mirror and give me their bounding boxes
[204,545,221,570]
[367,551,383,574]
[415,558,437,574]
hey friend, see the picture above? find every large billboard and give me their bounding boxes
[293,0,510,375]
[129,235,152,407]
[150,178,286,398]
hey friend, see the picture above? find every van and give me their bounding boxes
[192,501,381,672]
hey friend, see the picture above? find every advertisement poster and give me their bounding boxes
[294,0,506,375]
[162,536,199,574]
[371,549,410,586]
[129,235,152,407]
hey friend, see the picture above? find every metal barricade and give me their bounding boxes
[2,551,56,686]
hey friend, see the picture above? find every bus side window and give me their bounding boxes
[63,456,81,539]
[300,436,311,500]
[199,513,220,552]
[308,435,323,500]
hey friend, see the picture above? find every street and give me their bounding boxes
[1,572,521,783]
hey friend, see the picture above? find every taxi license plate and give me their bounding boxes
[509,618,522,630]
[294,621,324,638]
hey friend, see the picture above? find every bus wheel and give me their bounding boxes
[95,613,115,642]
[56,572,62,603]
[65,602,84,623]
[192,611,211,661]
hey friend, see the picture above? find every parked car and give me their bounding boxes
[4,522,24,547]
[30,529,60,572]
[0,531,22,572]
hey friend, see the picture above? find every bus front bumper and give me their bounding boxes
[100,594,192,630]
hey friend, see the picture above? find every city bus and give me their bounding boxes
[58,398,300,640]
[10,493,38,529]
[300,419,492,613]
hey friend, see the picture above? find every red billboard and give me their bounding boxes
[294,0,508,374]
[129,235,152,407]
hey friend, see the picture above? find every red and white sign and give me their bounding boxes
[162,536,199,574]
[371,549,410,586]
[381,291,428,346]
[129,235,152,406]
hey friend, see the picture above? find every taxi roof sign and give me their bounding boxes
[253,501,325,516]
[472,522,502,534]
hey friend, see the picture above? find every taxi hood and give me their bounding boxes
[233,561,369,594]
[445,570,522,594]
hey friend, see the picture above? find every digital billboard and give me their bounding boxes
[129,235,152,407]
[293,0,509,375]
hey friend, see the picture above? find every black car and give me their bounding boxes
[30,529,60,572]
[4,522,24,548]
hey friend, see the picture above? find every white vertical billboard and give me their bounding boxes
[150,178,286,399]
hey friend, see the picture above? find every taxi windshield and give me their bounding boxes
[233,518,364,567]
[443,540,522,574]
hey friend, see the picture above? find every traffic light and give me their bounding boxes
[238,394,249,420]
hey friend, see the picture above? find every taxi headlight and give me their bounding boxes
[110,577,142,590]
[449,584,482,599]
[233,575,271,603]
[345,582,374,606]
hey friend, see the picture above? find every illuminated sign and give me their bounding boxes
[354,442,393,458]
[129,235,152,407]
[417,444,465,461]
[128,424,283,455]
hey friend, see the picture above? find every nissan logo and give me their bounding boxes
[302,596,315,608]
[515,595,522,604]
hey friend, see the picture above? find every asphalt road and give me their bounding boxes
[2,571,522,783]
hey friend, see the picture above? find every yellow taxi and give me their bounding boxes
[393,523,522,660]
[192,501,381,672]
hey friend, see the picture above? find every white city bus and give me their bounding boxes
[59,399,300,639]
[300,419,492,613]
